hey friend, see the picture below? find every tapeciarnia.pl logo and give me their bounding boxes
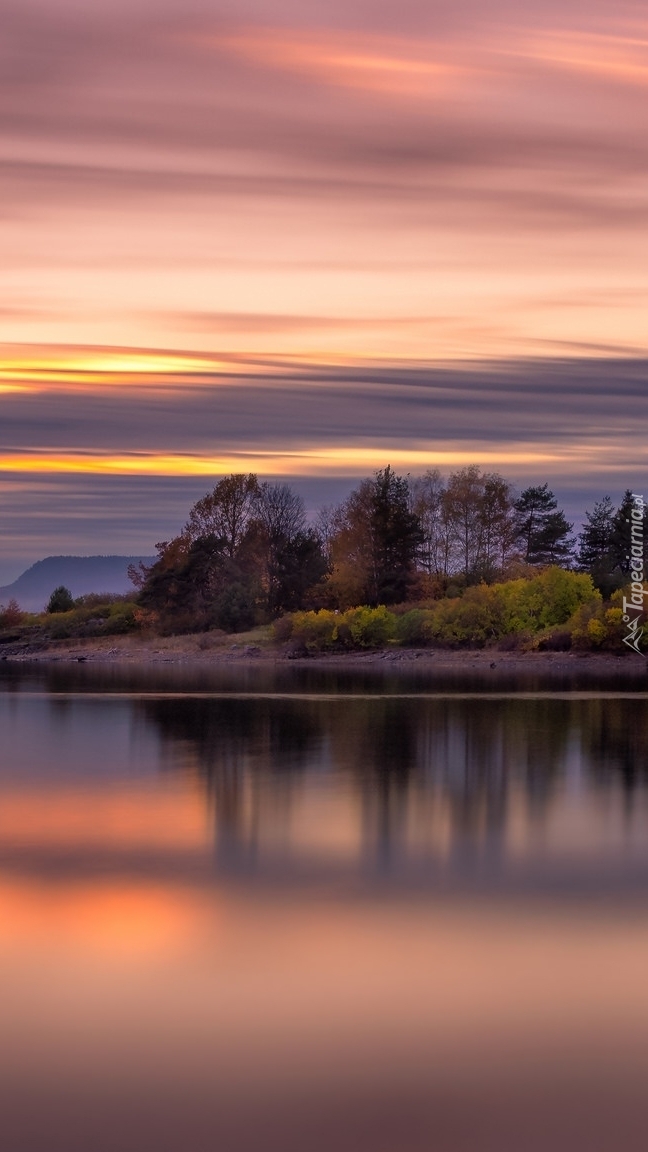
[622,493,646,655]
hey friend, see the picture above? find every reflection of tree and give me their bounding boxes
[140,697,321,867]
[324,698,570,867]
[134,688,648,875]
[354,701,418,869]
[579,699,648,813]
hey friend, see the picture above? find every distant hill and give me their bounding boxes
[0,555,155,613]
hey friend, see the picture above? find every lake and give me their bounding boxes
[1,660,648,1151]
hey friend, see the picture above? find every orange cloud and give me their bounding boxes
[0,443,633,479]
[216,29,461,98]
[0,348,235,389]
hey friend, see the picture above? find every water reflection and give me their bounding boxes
[131,692,648,884]
[3,666,648,1151]
[2,663,648,886]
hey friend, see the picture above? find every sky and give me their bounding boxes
[1,0,648,581]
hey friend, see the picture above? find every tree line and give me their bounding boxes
[127,467,645,633]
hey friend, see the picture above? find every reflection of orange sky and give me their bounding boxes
[0,785,210,852]
[0,879,210,958]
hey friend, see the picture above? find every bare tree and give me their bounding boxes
[442,466,516,582]
[255,482,306,542]
[411,469,452,578]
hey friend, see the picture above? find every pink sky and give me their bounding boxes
[1,0,647,572]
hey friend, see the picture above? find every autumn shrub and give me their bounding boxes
[345,605,396,647]
[569,593,626,651]
[288,609,341,650]
[43,597,139,640]
[276,569,602,651]
[499,568,599,632]
[272,614,294,643]
[394,609,435,646]
[425,584,506,647]
[0,599,24,629]
[278,606,396,651]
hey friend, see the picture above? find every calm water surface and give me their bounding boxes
[1,661,648,1151]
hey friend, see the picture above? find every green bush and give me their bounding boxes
[500,568,599,632]
[41,596,138,640]
[212,582,257,633]
[274,569,603,652]
[279,606,396,651]
[289,609,341,650]
[425,584,506,647]
[345,605,396,647]
[394,609,435,646]
[568,594,627,651]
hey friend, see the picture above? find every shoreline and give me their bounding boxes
[1,633,646,677]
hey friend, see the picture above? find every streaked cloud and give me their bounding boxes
[1,350,646,580]
[215,29,462,97]
[1,0,647,573]
[513,28,648,88]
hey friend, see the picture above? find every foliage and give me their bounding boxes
[283,609,345,650]
[326,466,423,606]
[46,585,75,613]
[394,609,434,646]
[212,582,257,633]
[409,466,517,584]
[567,587,634,651]
[609,490,647,578]
[42,596,138,640]
[278,606,396,651]
[266,528,329,615]
[368,466,424,603]
[276,569,599,651]
[184,473,260,557]
[345,605,396,647]
[514,484,574,566]
[576,492,647,597]
[576,496,616,592]
[498,567,599,632]
[424,585,506,647]
[280,568,599,651]
[442,466,517,582]
[135,476,328,628]
[111,469,648,646]
[0,599,24,629]
[138,534,250,632]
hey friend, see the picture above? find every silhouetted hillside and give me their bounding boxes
[0,556,154,613]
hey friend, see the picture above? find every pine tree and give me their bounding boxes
[46,585,74,613]
[370,466,424,603]
[576,496,616,593]
[609,490,647,578]
[514,484,574,566]
[328,467,423,605]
